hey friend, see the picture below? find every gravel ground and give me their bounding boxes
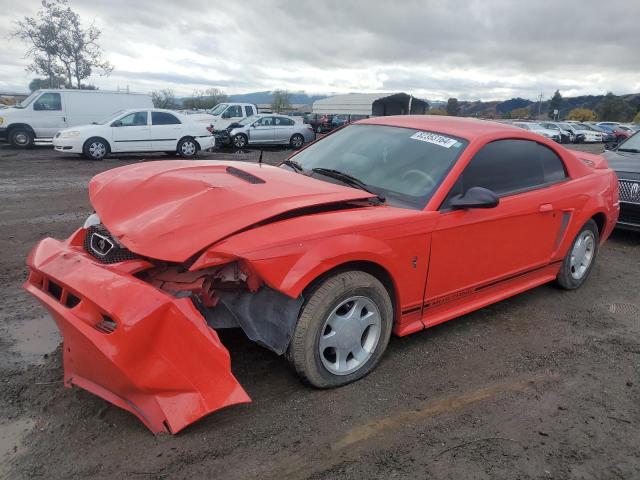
[1,143,639,480]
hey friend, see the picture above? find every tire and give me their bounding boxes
[290,133,304,149]
[316,125,323,134]
[556,219,599,290]
[82,137,109,160]
[287,271,393,388]
[177,137,198,158]
[9,128,34,148]
[232,134,247,149]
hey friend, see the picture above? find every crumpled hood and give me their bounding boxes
[89,160,373,262]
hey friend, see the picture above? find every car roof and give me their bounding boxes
[359,115,526,141]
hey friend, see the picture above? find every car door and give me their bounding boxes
[32,92,66,138]
[249,116,275,144]
[273,116,294,143]
[111,111,150,151]
[150,111,183,151]
[425,139,569,308]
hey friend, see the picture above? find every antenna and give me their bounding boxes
[258,149,263,166]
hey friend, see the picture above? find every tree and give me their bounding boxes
[634,111,640,124]
[271,89,292,113]
[548,90,563,119]
[151,89,177,109]
[183,88,227,110]
[427,108,447,115]
[567,108,597,122]
[28,76,65,90]
[446,98,460,116]
[13,0,112,89]
[509,107,531,119]
[597,92,633,122]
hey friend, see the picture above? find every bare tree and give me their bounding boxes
[271,89,292,113]
[13,0,112,89]
[183,88,228,110]
[151,89,178,109]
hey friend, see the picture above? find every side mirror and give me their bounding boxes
[112,120,123,127]
[449,187,499,210]
[221,111,230,119]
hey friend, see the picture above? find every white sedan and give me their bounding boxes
[53,109,215,160]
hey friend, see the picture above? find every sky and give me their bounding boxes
[0,0,639,101]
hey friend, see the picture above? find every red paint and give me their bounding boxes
[24,116,619,434]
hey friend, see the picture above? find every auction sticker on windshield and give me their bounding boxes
[410,131,458,148]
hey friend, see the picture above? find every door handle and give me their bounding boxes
[539,203,553,213]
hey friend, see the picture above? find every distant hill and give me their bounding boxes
[227,91,328,105]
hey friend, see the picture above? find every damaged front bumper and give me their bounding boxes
[23,230,250,434]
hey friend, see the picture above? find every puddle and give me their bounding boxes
[8,316,61,365]
[0,418,34,464]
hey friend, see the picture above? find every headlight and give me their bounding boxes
[83,213,100,229]
[61,130,81,138]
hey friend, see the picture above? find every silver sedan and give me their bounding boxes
[228,114,315,149]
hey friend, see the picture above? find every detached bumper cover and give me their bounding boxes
[24,232,250,434]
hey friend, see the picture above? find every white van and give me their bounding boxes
[0,89,153,147]
[205,102,259,131]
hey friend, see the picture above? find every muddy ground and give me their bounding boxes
[1,143,639,479]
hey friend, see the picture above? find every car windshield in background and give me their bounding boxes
[209,104,228,115]
[238,115,259,126]
[15,91,40,108]
[617,132,640,152]
[288,124,468,209]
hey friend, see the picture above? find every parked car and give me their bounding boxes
[222,114,315,149]
[512,122,561,142]
[304,113,334,133]
[604,131,640,230]
[589,124,618,144]
[25,116,618,434]
[52,109,215,160]
[205,102,258,131]
[0,89,153,148]
[539,122,574,143]
[564,123,604,143]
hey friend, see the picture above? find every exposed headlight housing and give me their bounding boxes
[61,130,81,138]
[83,213,100,229]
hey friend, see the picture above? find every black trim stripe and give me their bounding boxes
[423,260,563,310]
[114,138,177,143]
[401,305,422,316]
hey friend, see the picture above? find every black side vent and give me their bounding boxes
[95,316,118,334]
[226,166,265,184]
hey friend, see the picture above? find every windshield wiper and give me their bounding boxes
[311,168,385,202]
[617,148,640,153]
[281,159,305,173]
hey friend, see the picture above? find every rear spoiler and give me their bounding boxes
[577,152,609,170]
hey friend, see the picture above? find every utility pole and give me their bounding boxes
[537,92,543,119]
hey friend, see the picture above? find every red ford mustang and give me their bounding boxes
[25,116,619,434]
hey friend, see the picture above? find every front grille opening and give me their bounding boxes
[64,292,81,309]
[95,316,118,334]
[47,280,63,300]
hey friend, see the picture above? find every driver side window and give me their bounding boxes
[442,139,567,208]
[117,111,148,127]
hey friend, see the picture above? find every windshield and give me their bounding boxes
[95,110,125,125]
[238,115,259,126]
[286,124,468,209]
[576,124,594,131]
[617,132,640,152]
[16,91,41,109]
[209,103,228,116]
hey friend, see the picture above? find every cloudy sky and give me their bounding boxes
[0,0,638,101]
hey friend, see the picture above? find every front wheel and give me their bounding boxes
[556,219,599,290]
[83,137,108,160]
[177,137,198,158]
[287,271,393,388]
[9,128,34,148]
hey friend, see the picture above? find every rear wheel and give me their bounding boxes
[177,137,198,158]
[287,271,393,388]
[290,133,304,149]
[82,137,109,160]
[232,134,247,149]
[556,219,599,290]
[9,128,34,148]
